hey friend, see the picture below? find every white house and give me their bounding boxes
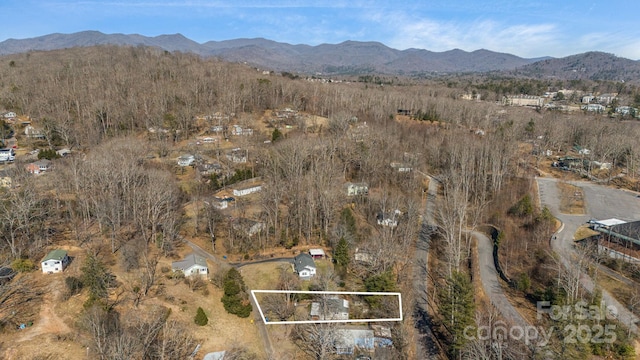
[24,125,45,139]
[231,125,253,136]
[345,182,368,196]
[582,104,605,113]
[233,184,262,197]
[390,162,412,172]
[4,112,16,119]
[41,249,70,274]
[293,253,316,279]
[177,154,196,167]
[226,148,248,163]
[377,210,402,228]
[172,253,209,278]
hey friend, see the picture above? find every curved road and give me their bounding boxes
[473,231,530,327]
[537,177,640,334]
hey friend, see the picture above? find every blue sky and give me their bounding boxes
[1,0,639,59]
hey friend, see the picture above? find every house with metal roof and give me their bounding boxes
[41,249,69,274]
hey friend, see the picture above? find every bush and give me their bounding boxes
[194,307,208,326]
[37,148,60,160]
[65,276,84,296]
[11,258,36,272]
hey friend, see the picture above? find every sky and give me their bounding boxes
[1,0,639,60]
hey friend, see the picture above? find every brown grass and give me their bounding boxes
[557,181,586,214]
[574,225,599,241]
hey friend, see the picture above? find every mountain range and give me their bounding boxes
[1,31,639,81]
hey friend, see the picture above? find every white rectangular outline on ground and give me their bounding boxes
[250,290,403,325]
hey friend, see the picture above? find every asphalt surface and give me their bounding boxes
[413,176,443,359]
[537,177,640,334]
[473,230,530,327]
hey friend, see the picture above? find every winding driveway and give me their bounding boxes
[473,231,530,327]
[413,176,443,359]
[537,177,640,334]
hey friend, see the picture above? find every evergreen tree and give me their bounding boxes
[221,268,252,318]
[438,271,475,357]
[334,237,350,267]
[81,254,112,307]
[271,127,283,142]
[194,307,208,326]
[363,270,397,310]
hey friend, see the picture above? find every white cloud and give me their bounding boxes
[384,12,560,58]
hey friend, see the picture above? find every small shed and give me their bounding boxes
[309,249,326,259]
[41,249,70,274]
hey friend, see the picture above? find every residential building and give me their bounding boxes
[172,253,209,278]
[226,148,248,163]
[596,93,617,105]
[233,184,262,197]
[231,125,254,136]
[582,104,605,113]
[41,249,70,274]
[25,159,52,174]
[376,210,402,227]
[390,162,412,172]
[310,297,349,320]
[177,154,196,167]
[345,182,369,196]
[293,253,316,279]
[24,125,45,139]
[335,328,375,355]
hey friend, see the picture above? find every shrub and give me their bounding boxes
[65,276,84,296]
[194,307,208,326]
[37,148,60,160]
[11,258,35,272]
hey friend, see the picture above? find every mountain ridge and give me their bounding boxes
[1,31,638,80]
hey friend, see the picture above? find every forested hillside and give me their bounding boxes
[1,46,640,359]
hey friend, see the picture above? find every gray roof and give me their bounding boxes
[172,253,207,271]
[293,253,315,273]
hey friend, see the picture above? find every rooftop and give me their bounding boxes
[42,249,68,262]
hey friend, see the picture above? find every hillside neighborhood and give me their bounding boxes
[2,43,640,360]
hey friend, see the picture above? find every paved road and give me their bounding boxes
[537,177,640,334]
[413,176,443,359]
[473,231,529,327]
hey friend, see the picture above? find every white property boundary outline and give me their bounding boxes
[250,290,403,325]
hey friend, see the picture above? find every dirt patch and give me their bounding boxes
[557,181,586,214]
[1,275,83,360]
